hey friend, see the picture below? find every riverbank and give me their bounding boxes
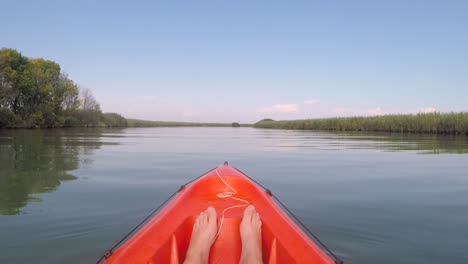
[254,113,468,135]
[0,115,248,129]
[0,110,129,129]
[127,119,250,127]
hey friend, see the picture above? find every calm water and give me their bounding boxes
[1,128,467,264]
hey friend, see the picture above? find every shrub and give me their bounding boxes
[0,109,17,128]
[63,116,80,127]
[102,113,128,127]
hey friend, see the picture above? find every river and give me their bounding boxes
[0,127,467,263]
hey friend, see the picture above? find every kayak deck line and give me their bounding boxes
[98,162,343,264]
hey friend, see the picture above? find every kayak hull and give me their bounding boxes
[104,165,336,264]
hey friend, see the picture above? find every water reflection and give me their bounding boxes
[260,130,468,154]
[0,127,466,264]
[0,129,116,215]
[0,128,466,215]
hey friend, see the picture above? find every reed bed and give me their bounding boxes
[254,113,468,135]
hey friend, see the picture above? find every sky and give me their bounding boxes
[2,0,468,123]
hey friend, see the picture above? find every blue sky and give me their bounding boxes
[2,0,467,122]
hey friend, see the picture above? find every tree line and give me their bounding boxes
[0,48,127,128]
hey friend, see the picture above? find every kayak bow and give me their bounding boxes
[102,164,339,264]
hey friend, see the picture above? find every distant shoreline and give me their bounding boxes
[0,118,252,129]
[3,113,468,136]
[125,119,251,128]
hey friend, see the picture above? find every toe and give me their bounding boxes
[244,205,255,217]
[207,207,217,223]
[255,213,262,226]
[200,211,207,224]
[195,215,201,228]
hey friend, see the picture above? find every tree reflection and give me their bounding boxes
[0,129,115,215]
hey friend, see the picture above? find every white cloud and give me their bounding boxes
[367,107,385,116]
[257,104,299,114]
[417,107,437,113]
[303,99,320,105]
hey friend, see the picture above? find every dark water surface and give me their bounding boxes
[1,128,467,263]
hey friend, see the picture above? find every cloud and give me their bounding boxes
[417,107,437,113]
[257,104,299,114]
[367,107,385,116]
[303,99,320,105]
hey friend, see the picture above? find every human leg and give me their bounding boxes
[239,205,263,264]
[184,207,218,264]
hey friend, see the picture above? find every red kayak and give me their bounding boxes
[102,164,339,264]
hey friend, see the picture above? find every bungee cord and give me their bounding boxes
[213,168,249,240]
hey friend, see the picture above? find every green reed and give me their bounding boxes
[254,113,468,135]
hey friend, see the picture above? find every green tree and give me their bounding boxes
[53,73,80,113]
[26,58,61,124]
[1,48,128,128]
[0,48,28,114]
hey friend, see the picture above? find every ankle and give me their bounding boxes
[184,248,209,264]
[240,252,263,264]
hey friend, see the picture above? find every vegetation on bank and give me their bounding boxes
[254,113,468,135]
[127,119,250,127]
[0,48,127,128]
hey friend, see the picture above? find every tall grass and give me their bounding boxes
[254,113,468,135]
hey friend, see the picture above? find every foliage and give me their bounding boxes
[254,113,468,135]
[0,109,21,127]
[0,48,127,128]
[102,113,128,127]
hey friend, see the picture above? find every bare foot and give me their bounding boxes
[184,207,218,264]
[240,205,263,264]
